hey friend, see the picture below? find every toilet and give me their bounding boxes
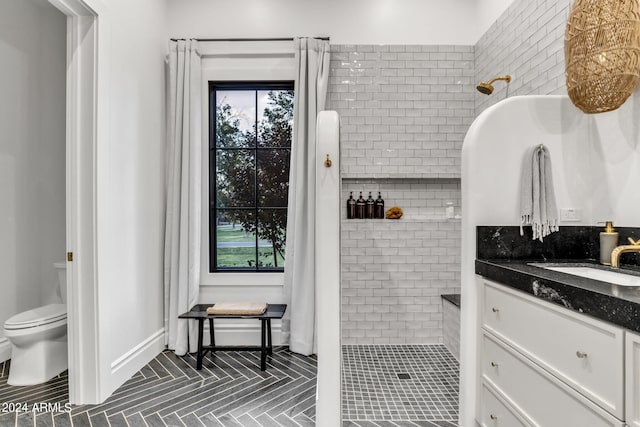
[3,263,67,386]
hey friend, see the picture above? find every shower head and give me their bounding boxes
[476,82,494,95]
[476,75,512,95]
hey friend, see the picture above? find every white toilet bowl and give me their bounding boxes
[4,305,67,385]
[4,263,68,386]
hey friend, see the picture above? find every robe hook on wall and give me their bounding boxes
[324,154,332,167]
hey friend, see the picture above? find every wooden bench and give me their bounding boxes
[178,303,287,371]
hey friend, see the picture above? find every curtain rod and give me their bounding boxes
[170,37,330,42]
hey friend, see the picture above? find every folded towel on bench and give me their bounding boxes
[207,302,268,315]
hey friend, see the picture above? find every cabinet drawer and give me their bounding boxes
[481,332,624,427]
[482,279,624,418]
[479,381,530,427]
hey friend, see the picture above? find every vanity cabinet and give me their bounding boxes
[479,277,625,426]
[627,331,640,427]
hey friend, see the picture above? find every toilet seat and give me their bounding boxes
[4,304,67,330]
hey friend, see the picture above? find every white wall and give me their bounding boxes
[464,96,592,227]
[476,0,517,39]
[0,0,66,359]
[87,0,168,398]
[590,95,640,226]
[167,0,511,45]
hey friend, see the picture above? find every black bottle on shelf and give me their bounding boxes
[356,192,366,219]
[346,192,356,219]
[366,192,375,219]
[375,192,385,219]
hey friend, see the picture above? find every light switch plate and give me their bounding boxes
[560,208,581,222]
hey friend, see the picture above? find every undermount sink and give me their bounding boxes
[529,264,640,287]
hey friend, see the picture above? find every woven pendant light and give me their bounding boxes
[565,0,640,114]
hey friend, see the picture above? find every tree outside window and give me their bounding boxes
[210,82,293,272]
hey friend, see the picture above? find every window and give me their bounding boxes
[209,82,294,272]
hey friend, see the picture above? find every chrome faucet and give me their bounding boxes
[611,237,640,268]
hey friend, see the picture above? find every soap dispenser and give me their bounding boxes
[600,221,619,265]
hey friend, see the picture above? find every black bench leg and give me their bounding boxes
[260,319,267,371]
[196,319,204,370]
[267,319,273,356]
[209,318,215,352]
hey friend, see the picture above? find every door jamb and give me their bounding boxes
[47,0,101,404]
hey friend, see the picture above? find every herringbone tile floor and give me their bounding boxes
[0,347,317,426]
[0,345,460,426]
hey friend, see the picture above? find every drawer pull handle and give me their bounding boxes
[490,414,498,420]
[576,351,588,359]
[491,307,500,313]
[491,362,499,367]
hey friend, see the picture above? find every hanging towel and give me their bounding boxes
[520,144,559,241]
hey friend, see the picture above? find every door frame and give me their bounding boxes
[47,0,102,404]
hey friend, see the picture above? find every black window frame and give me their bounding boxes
[209,81,294,273]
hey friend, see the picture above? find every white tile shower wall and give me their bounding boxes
[475,0,572,115]
[341,180,461,344]
[328,44,475,179]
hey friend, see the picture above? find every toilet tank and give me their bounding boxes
[53,263,67,303]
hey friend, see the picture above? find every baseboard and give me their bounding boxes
[202,320,283,346]
[108,328,165,391]
[0,338,11,362]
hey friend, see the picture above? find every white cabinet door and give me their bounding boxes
[482,279,624,418]
[627,330,640,427]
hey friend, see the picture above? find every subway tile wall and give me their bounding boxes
[329,45,471,344]
[475,0,572,115]
[328,44,475,179]
[340,180,461,344]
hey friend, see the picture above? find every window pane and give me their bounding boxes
[257,90,294,148]
[210,82,293,273]
[216,90,256,148]
[216,150,255,207]
[257,148,290,207]
[215,209,257,269]
[257,209,287,270]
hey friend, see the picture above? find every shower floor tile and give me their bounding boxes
[342,344,459,426]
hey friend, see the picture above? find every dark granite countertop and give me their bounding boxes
[476,259,640,333]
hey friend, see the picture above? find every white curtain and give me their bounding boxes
[164,40,202,355]
[282,38,330,356]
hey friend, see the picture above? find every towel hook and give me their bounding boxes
[324,154,332,168]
